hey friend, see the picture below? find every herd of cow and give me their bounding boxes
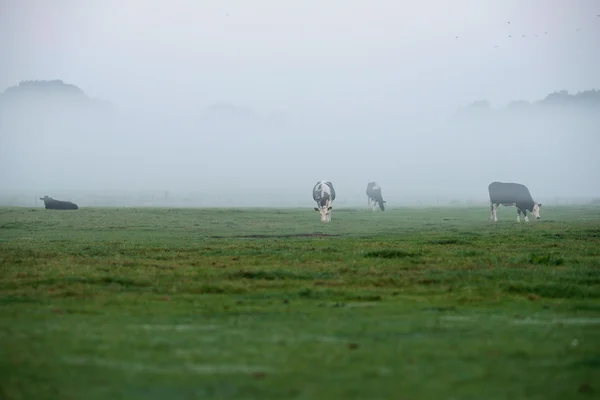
[311,180,542,223]
[39,180,543,224]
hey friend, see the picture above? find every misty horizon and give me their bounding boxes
[1,1,599,207]
[1,80,599,207]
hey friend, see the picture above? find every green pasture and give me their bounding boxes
[0,205,599,399]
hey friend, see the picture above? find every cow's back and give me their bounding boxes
[366,182,378,194]
[489,182,533,205]
[65,202,79,210]
[313,181,336,205]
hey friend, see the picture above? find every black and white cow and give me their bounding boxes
[313,181,336,222]
[488,182,541,223]
[366,182,386,211]
[40,196,79,210]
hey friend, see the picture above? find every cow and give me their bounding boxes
[366,182,386,211]
[40,196,79,210]
[488,182,541,223]
[313,181,336,222]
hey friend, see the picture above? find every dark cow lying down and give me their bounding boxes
[40,196,79,210]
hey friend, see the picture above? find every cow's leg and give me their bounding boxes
[524,210,530,223]
[489,203,494,222]
[492,203,498,222]
[516,209,521,222]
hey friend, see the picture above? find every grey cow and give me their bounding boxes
[488,182,541,222]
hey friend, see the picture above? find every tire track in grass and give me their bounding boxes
[62,357,275,375]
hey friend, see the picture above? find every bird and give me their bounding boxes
[508,21,511,24]
[508,35,512,38]
[455,36,459,39]
[576,28,581,31]
[521,34,526,38]
[494,45,499,48]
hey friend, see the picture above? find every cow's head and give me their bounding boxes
[532,203,542,219]
[379,201,387,211]
[314,204,333,222]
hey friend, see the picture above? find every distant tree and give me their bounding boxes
[537,89,600,108]
[3,80,86,97]
[0,79,114,142]
[455,88,600,118]
[574,89,600,106]
[538,90,572,107]
[1,80,113,115]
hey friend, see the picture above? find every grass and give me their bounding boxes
[0,205,599,400]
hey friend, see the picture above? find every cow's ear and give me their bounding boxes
[538,203,542,208]
[314,208,319,212]
[328,206,332,210]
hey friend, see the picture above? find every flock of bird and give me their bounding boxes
[223,11,599,50]
[454,14,600,48]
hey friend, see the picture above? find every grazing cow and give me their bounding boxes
[313,181,336,222]
[40,196,79,210]
[488,182,541,222]
[366,182,386,211]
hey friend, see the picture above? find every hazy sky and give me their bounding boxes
[1,0,599,117]
[1,0,599,204]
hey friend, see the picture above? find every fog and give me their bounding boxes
[1,0,599,207]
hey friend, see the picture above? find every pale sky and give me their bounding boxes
[1,0,599,202]
[1,0,599,117]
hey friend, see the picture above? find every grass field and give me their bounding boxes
[1,205,599,399]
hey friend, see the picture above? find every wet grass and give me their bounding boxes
[0,205,599,399]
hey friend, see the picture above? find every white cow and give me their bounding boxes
[313,181,336,223]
